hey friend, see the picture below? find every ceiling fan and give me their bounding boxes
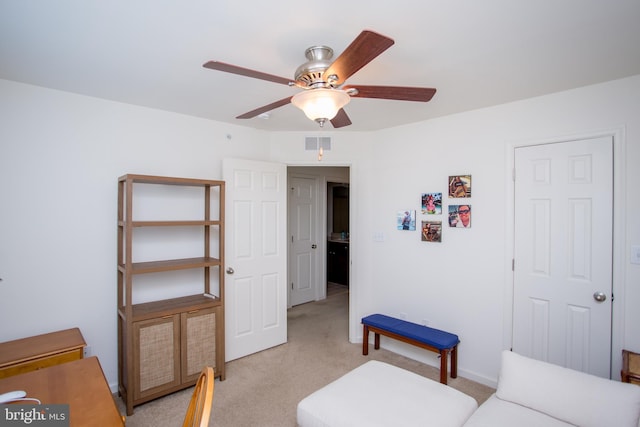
[203,30,437,128]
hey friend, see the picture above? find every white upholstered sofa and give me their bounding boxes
[297,350,640,427]
[465,350,640,427]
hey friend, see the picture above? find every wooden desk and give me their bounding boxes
[622,349,640,385]
[0,328,86,379]
[0,356,124,427]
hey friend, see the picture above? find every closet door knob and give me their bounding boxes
[593,291,606,302]
[226,267,235,275]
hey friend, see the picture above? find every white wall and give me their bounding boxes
[1,74,638,391]
[271,74,640,386]
[0,79,270,389]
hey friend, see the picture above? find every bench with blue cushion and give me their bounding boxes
[362,313,459,384]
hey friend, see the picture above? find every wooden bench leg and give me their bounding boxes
[362,326,382,354]
[451,345,458,379]
[440,349,448,385]
[362,324,369,355]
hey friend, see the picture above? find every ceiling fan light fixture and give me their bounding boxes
[291,88,350,124]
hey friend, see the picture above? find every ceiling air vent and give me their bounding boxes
[305,136,331,151]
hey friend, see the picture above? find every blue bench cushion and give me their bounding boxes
[362,314,459,350]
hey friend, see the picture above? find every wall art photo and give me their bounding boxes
[397,210,416,231]
[421,192,442,214]
[448,204,472,228]
[421,221,442,242]
[448,175,471,198]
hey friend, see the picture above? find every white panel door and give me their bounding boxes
[223,158,287,361]
[289,175,318,306]
[513,136,613,377]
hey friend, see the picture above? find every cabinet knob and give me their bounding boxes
[226,267,235,275]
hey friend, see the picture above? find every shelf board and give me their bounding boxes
[132,220,221,227]
[117,220,221,227]
[119,257,221,275]
[119,174,224,187]
[124,294,221,322]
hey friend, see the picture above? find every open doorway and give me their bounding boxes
[287,166,350,306]
[327,182,349,297]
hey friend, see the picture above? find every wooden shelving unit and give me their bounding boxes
[117,174,225,415]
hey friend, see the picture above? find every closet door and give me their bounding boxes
[513,136,613,377]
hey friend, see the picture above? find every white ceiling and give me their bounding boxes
[1,0,639,132]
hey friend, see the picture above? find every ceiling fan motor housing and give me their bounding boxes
[294,46,335,88]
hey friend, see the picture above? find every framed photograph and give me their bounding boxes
[397,210,416,231]
[448,175,471,198]
[421,192,442,214]
[448,204,471,228]
[421,221,442,242]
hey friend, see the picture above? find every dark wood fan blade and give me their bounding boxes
[343,85,436,102]
[203,61,293,86]
[330,108,352,128]
[323,30,395,86]
[236,97,293,119]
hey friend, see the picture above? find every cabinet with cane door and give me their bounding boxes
[117,174,225,415]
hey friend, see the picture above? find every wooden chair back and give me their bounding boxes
[182,367,215,427]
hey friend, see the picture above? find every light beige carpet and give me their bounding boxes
[118,291,494,426]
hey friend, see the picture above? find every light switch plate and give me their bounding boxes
[631,245,640,265]
[373,231,385,242]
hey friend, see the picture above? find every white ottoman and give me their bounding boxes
[297,360,478,427]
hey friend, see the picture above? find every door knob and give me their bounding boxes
[311,244,317,249]
[593,291,607,302]
[226,267,235,275]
